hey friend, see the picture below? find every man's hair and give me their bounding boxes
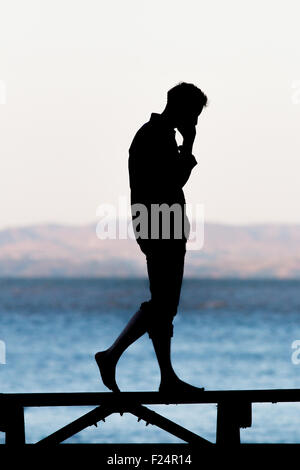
[167,82,208,111]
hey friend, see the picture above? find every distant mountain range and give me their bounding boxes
[0,222,300,278]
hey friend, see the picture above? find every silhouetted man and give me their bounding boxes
[96,82,208,392]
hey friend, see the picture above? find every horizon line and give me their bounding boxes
[1,219,300,231]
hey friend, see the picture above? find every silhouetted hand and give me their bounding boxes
[177,124,196,154]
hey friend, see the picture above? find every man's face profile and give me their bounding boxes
[175,104,202,133]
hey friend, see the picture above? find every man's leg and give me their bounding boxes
[145,243,182,382]
[146,242,205,392]
[151,334,204,392]
[95,241,157,392]
[95,241,204,392]
[95,304,150,392]
[94,241,177,392]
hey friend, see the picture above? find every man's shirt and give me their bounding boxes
[128,112,197,247]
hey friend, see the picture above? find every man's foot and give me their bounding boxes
[95,351,120,392]
[159,377,205,393]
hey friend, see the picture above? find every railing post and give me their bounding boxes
[5,403,25,446]
[216,401,251,446]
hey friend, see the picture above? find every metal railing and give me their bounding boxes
[1,389,300,446]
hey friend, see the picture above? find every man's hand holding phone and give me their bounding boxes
[177,123,198,172]
[177,124,196,154]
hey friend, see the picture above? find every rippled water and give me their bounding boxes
[1,278,300,444]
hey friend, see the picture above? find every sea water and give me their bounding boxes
[1,278,300,444]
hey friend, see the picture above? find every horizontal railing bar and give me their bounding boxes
[1,389,300,407]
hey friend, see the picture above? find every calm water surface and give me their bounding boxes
[1,278,300,444]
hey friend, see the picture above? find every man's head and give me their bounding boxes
[165,82,208,129]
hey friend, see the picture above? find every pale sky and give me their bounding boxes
[0,0,299,229]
